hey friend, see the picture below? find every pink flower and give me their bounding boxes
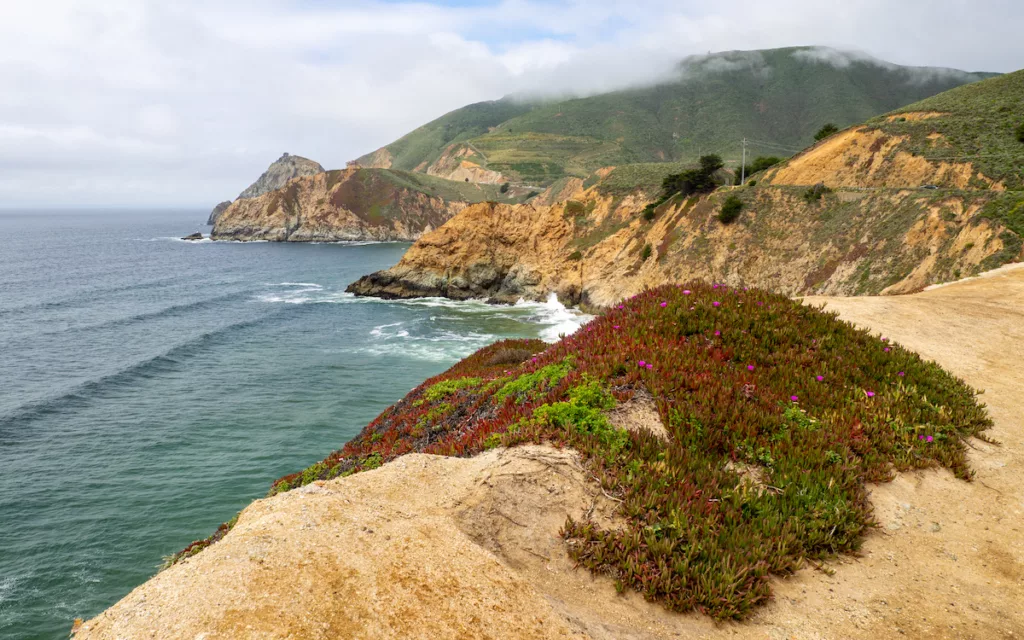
[646,363,654,370]
[683,289,692,295]
[926,435,934,443]
[898,371,905,377]
[713,284,720,289]
[638,360,646,367]
[865,391,876,398]
[816,375,824,382]
[884,347,891,353]
[617,305,624,309]
[714,330,721,336]
[757,302,764,306]
[747,365,755,371]
[613,325,620,329]
[712,301,721,307]
[531,358,537,363]
[790,395,799,402]
[660,301,667,308]
[881,337,889,342]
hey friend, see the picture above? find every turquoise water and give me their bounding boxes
[0,209,587,639]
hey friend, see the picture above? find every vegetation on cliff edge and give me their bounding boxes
[171,284,990,620]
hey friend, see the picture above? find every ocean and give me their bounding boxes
[0,208,588,639]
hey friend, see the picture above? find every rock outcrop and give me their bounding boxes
[211,168,475,242]
[206,201,232,226]
[237,153,325,200]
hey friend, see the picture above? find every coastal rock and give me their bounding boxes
[206,201,232,226]
[236,153,325,201]
[211,168,472,242]
[180,232,204,241]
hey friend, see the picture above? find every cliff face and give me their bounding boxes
[236,153,325,200]
[206,201,232,226]
[347,175,1020,307]
[211,168,470,242]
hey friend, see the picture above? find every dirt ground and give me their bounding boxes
[75,266,1024,640]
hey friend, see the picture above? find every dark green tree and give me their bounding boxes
[814,123,840,141]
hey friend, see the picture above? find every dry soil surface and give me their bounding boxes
[76,266,1024,640]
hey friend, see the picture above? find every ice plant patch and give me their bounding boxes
[172,284,991,620]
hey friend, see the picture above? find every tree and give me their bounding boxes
[500,182,510,193]
[1016,122,1024,144]
[734,156,783,184]
[661,154,724,199]
[815,123,839,142]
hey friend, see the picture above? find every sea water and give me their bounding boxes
[0,209,589,639]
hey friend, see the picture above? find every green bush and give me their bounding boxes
[1016,122,1024,143]
[640,244,652,261]
[734,156,783,184]
[500,182,510,193]
[803,182,833,203]
[642,204,657,222]
[814,123,839,141]
[660,154,723,200]
[568,250,583,261]
[718,195,744,224]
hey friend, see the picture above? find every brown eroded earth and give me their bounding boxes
[76,266,1024,639]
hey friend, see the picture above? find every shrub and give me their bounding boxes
[500,182,510,193]
[814,123,839,141]
[568,250,583,261]
[565,200,586,216]
[642,204,657,222]
[640,244,652,261]
[718,195,744,224]
[485,347,535,367]
[803,182,832,203]
[1016,122,1024,144]
[525,191,540,200]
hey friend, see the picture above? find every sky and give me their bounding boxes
[1,0,1020,208]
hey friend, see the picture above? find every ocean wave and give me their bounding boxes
[31,290,256,339]
[256,288,591,342]
[0,275,187,319]
[0,310,286,432]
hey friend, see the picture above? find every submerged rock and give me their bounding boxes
[181,232,204,241]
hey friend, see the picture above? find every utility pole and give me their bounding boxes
[740,138,747,186]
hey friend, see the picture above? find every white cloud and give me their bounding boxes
[0,0,1019,206]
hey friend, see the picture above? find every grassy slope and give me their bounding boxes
[869,69,1024,190]
[174,284,989,620]
[357,47,993,185]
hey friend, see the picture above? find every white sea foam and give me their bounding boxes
[0,576,15,604]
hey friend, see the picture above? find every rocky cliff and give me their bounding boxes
[210,167,508,242]
[237,153,325,200]
[349,71,1024,305]
[206,201,232,226]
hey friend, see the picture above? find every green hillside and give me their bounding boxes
[868,69,1024,189]
[356,47,994,185]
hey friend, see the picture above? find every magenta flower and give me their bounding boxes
[646,363,654,370]
[790,395,799,402]
[918,435,925,440]
[714,330,721,336]
[898,371,905,377]
[865,390,876,398]
[757,302,764,307]
[884,347,891,353]
[617,305,624,309]
[881,337,889,342]
[747,365,755,371]
[683,289,692,295]
[639,360,646,367]
[660,301,667,308]
[531,358,537,363]
[613,325,620,329]
[816,375,824,382]
[927,435,933,443]
[713,284,720,289]
[712,301,721,307]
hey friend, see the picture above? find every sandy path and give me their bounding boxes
[76,267,1024,639]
